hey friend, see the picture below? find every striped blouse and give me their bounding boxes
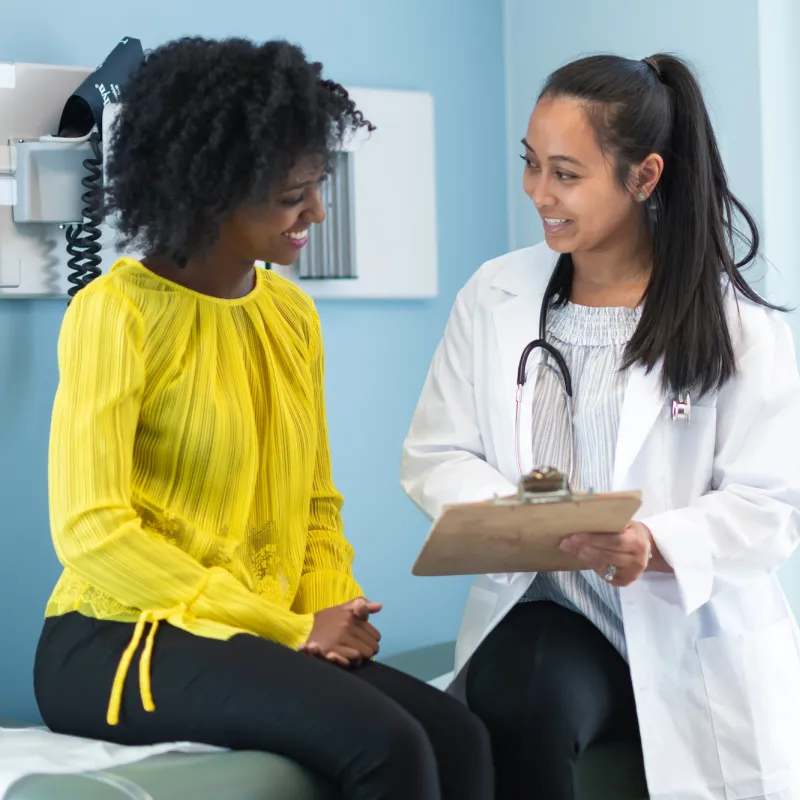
[521,301,642,661]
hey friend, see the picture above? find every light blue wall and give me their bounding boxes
[0,0,508,721]
[502,0,800,612]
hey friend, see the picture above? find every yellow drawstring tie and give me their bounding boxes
[106,607,181,726]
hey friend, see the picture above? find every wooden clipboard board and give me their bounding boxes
[412,480,642,577]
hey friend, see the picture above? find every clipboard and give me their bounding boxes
[412,468,642,577]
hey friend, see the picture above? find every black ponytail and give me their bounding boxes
[540,53,783,396]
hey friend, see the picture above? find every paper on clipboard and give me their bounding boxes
[412,489,642,577]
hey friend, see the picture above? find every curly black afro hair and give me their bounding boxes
[105,37,374,263]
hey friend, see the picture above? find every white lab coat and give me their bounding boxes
[400,243,800,800]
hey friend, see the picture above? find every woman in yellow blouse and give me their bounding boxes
[33,37,492,800]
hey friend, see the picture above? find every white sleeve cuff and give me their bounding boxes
[642,508,713,614]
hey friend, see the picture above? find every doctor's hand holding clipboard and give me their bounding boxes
[401,52,800,800]
[559,520,668,587]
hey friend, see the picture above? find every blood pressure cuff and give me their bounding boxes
[58,37,144,138]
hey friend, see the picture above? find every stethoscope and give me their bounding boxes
[514,274,692,483]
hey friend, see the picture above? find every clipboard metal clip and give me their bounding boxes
[493,467,595,506]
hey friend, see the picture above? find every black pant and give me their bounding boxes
[34,612,493,800]
[466,601,643,799]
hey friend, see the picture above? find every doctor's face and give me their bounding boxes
[522,95,641,256]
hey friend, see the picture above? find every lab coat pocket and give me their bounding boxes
[697,618,800,799]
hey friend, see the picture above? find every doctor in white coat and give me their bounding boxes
[401,52,800,800]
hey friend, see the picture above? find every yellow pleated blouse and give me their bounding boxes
[46,258,362,724]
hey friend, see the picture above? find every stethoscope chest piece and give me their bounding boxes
[671,392,691,426]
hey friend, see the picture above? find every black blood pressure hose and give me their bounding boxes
[65,131,104,299]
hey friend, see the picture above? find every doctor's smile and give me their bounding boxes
[541,216,573,234]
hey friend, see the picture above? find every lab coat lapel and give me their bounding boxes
[613,362,665,489]
[491,295,542,477]
[488,247,557,478]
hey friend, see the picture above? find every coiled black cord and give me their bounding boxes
[65,131,103,300]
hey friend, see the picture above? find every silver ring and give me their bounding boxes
[602,564,617,583]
